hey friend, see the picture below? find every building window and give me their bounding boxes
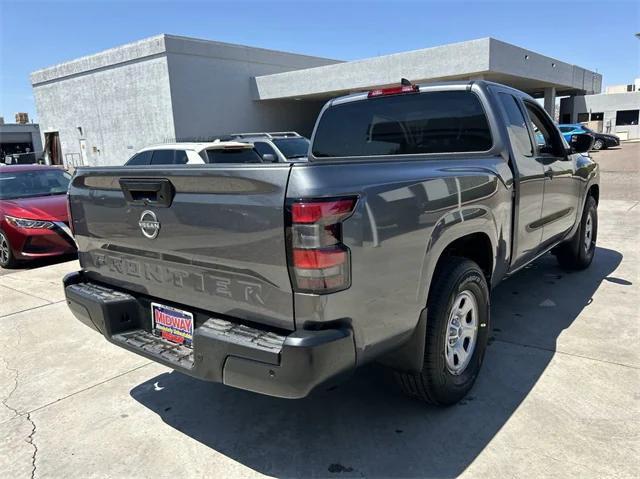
[627,84,634,92]
[616,110,639,126]
[590,112,604,121]
[577,112,589,123]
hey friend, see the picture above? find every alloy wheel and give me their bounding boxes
[0,233,10,266]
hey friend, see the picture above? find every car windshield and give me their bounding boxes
[0,169,71,200]
[272,138,310,159]
[580,125,593,133]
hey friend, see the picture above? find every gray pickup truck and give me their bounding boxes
[63,81,598,406]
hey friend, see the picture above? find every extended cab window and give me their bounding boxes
[312,91,492,158]
[498,93,533,157]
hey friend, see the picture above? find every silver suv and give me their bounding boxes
[229,132,310,162]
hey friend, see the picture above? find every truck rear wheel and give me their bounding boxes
[394,257,489,406]
[555,195,597,270]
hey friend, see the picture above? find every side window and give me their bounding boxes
[150,150,176,165]
[523,103,563,156]
[174,150,189,164]
[253,142,278,159]
[497,93,533,157]
[125,150,152,166]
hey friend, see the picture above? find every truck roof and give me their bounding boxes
[326,80,533,107]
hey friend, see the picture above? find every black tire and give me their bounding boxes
[555,195,598,270]
[592,138,604,150]
[394,257,490,406]
[0,230,17,268]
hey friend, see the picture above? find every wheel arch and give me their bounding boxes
[587,183,599,204]
[379,227,497,373]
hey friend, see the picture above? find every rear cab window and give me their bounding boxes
[312,90,493,158]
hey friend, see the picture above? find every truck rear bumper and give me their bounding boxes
[63,271,356,399]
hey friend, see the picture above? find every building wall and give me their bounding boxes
[165,36,334,140]
[33,55,175,166]
[31,35,337,165]
[560,92,640,140]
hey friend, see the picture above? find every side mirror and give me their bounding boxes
[262,153,278,163]
[569,133,594,154]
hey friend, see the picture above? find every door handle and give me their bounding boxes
[544,168,554,179]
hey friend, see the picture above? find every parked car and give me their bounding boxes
[124,141,264,166]
[558,124,620,150]
[0,165,76,268]
[63,81,598,406]
[228,132,310,162]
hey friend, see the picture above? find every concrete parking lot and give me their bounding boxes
[1,144,638,478]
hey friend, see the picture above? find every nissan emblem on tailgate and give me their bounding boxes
[139,210,160,239]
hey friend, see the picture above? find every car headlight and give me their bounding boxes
[5,215,55,229]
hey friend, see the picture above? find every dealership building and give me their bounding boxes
[559,82,640,141]
[31,34,602,166]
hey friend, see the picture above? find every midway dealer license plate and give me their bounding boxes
[151,302,194,347]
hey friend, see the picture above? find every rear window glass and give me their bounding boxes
[312,91,492,158]
[204,148,263,164]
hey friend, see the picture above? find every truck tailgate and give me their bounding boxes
[68,165,294,331]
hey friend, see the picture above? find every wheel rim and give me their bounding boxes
[0,233,9,265]
[444,290,478,375]
[594,140,603,149]
[584,211,593,252]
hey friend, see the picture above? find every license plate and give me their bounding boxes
[151,303,194,348]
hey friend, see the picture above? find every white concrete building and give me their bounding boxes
[31,35,602,166]
[560,90,640,140]
[605,78,640,94]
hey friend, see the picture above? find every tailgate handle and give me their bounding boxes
[119,178,175,207]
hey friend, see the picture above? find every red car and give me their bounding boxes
[0,165,76,268]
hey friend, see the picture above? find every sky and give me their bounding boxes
[1,0,639,122]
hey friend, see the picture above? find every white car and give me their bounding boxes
[124,140,268,166]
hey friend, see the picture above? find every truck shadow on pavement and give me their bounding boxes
[130,247,624,478]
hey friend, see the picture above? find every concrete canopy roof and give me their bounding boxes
[254,38,602,101]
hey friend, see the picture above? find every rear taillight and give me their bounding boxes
[287,197,357,294]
